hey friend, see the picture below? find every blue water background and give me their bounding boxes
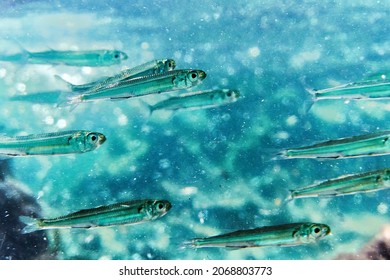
[0,0,390,260]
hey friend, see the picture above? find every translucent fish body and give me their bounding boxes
[290,168,390,199]
[20,199,171,233]
[0,130,106,157]
[148,88,240,113]
[311,80,390,100]
[185,222,330,249]
[0,49,128,67]
[280,130,390,159]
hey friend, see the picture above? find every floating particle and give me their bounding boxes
[159,159,171,169]
[44,116,54,125]
[248,47,260,57]
[286,115,298,126]
[141,42,149,50]
[117,114,128,126]
[56,119,67,128]
[377,203,388,214]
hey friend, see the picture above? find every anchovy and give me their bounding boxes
[0,130,106,157]
[62,58,177,92]
[184,222,331,249]
[146,88,240,114]
[278,130,390,159]
[288,168,390,200]
[20,199,171,233]
[61,69,206,106]
[0,49,128,67]
[308,80,390,100]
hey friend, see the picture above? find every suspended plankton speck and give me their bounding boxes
[141,42,149,50]
[274,131,289,140]
[377,203,388,214]
[286,115,298,126]
[117,114,128,126]
[0,68,7,78]
[180,186,198,195]
[16,82,26,92]
[44,115,54,125]
[248,46,260,57]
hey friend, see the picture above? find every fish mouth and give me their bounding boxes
[165,201,172,212]
[121,52,129,60]
[198,70,207,80]
[98,134,107,145]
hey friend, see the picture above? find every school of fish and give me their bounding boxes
[3,44,390,258]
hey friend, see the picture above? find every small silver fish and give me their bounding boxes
[278,130,390,159]
[288,168,390,200]
[20,199,172,233]
[184,222,331,249]
[0,49,128,67]
[308,80,390,100]
[146,88,240,114]
[59,58,177,92]
[0,130,106,157]
[60,69,207,106]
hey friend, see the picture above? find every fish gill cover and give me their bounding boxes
[0,0,389,260]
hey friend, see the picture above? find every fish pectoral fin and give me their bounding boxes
[71,223,94,229]
[110,96,133,101]
[225,246,248,250]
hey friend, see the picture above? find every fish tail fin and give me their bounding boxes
[55,91,81,111]
[138,100,155,117]
[269,149,289,161]
[54,75,78,91]
[283,191,294,204]
[297,76,316,114]
[301,87,317,113]
[179,239,197,249]
[19,216,41,234]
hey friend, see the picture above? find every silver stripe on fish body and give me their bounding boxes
[288,168,390,200]
[278,130,390,159]
[0,130,106,157]
[20,199,172,233]
[184,222,331,249]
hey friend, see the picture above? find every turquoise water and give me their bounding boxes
[0,0,390,260]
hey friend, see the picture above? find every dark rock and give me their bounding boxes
[335,225,390,260]
[0,162,53,259]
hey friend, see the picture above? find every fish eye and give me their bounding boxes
[312,226,321,235]
[156,202,165,211]
[88,133,98,143]
[114,53,119,59]
[227,91,232,97]
[191,72,198,79]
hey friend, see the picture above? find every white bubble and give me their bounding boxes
[44,116,54,125]
[117,114,128,126]
[248,47,260,57]
[227,65,235,76]
[159,158,171,169]
[377,203,388,214]
[56,119,67,128]
[184,54,193,64]
[286,115,298,126]
[141,42,149,49]
[180,186,198,195]
[16,83,26,92]
[0,68,7,78]
[274,131,289,140]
